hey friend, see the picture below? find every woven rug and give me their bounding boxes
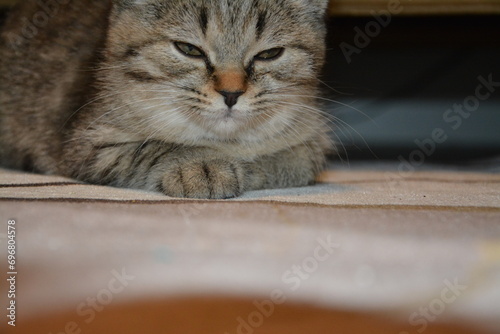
[1,161,499,334]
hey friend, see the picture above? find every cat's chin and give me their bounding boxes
[202,109,250,139]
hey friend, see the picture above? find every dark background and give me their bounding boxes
[323,15,500,161]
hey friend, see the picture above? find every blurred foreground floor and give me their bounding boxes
[0,161,499,334]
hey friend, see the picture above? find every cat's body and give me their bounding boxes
[0,0,331,199]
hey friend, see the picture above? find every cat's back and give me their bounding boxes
[0,0,111,172]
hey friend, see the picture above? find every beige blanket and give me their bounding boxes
[1,162,499,333]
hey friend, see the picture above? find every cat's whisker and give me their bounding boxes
[61,88,184,130]
[136,109,184,147]
[257,110,296,154]
[275,100,365,140]
[278,103,352,149]
[105,110,189,141]
[278,101,352,142]
[318,79,352,96]
[74,97,184,139]
[273,93,376,124]
[268,101,342,153]
[273,101,367,164]
[78,64,130,72]
[259,110,326,173]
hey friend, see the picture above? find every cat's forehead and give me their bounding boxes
[198,1,281,60]
[160,0,322,51]
[124,0,325,35]
[176,0,265,43]
[158,0,305,33]
[112,0,327,63]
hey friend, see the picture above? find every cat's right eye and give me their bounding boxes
[174,42,205,58]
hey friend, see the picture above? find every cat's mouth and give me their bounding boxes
[203,108,250,138]
[220,108,236,120]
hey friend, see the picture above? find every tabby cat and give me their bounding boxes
[0,0,331,199]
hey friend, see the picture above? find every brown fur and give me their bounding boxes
[0,0,331,199]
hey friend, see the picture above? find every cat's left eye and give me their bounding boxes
[174,42,205,58]
[254,48,284,61]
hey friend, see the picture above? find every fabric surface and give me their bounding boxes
[0,162,499,333]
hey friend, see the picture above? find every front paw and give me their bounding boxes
[161,158,246,199]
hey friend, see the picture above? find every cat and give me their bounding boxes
[0,0,331,199]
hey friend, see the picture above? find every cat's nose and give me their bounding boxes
[214,69,247,108]
[217,90,244,108]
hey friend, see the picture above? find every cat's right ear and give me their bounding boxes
[110,0,164,21]
[109,0,151,27]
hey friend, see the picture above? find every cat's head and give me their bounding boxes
[101,0,329,151]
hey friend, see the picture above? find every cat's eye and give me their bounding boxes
[174,42,205,58]
[254,48,284,61]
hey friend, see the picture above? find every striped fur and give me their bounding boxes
[0,0,331,199]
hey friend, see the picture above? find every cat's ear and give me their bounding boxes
[112,0,149,12]
[293,0,330,17]
[307,0,331,13]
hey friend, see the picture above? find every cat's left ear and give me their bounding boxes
[294,0,330,17]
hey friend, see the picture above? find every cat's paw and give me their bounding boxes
[160,158,246,199]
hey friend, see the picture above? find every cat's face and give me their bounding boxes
[102,0,328,149]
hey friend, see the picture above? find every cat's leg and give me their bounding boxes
[248,141,327,191]
[63,138,326,198]
[158,140,326,196]
[65,141,248,199]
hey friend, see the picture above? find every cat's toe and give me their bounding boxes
[161,159,244,199]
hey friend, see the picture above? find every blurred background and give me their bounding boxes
[323,11,500,163]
